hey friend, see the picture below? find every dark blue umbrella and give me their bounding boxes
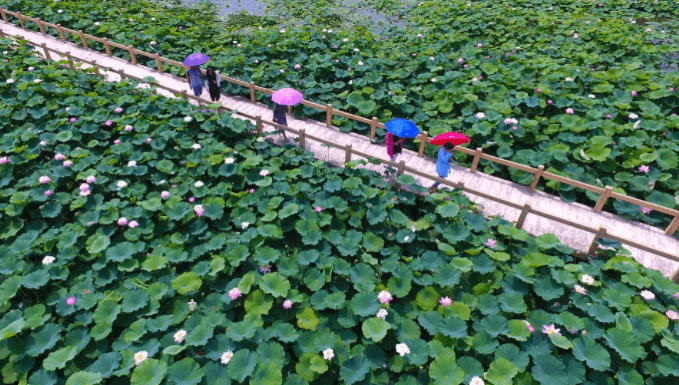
[385,119,420,138]
[183,53,210,66]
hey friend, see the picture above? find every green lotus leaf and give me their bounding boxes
[494,344,529,372]
[506,320,531,342]
[549,334,573,350]
[485,357,518,385]
[166,202,190,220]
[477,314,510,337]
[245,289,274,316]
[532,277,564,300]
[131,359,167,385]
[340,356,370,385]
[28,368,57,385]
[362,318,390,342]
[86,234,110,254]
[106,241,136,262]
[167,358,204,385]
[93,299,120,325]
[250,362,283,385]
[21,270,50,289]
[429,356,464,385]
[416,286,439,311]
[260,273,290,298]
[498,293,527,314]
[295,219,322,245]
[604,327,646,363]
[43,346,78,371]
[65,371,102,385]
[572,336,611,371]
[41,202,62,218]
[439,316,467,339]
[226,350,258,382]
[531,355,568,385]
[362,232,384,252]
[25,324,61,357]
[472,330,499,355]
[184,322,215,347]
[296,308,320,331]
[435,202,460,218]
[171,272,202,295]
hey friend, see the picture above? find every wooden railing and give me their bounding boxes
[3,28,679,278]
[1,7,677,237]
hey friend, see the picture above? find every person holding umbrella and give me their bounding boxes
[183,53,210,97]
[272,88,304,141]
[384,118,420,176]
[429,132,470,192]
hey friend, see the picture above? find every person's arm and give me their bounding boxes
[216,73,221,86]
[386,133,394,147]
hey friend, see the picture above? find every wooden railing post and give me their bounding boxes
[181,90,188,100]
[36,18,45,35]
[154,54,162,71]
[666,215,679,236]
[249,82,255,102]
[370,117,377,140]
[587,226,607,255]
[470,147,483,172]
[78,30,88,49]
[456,180,465,191]
[255,115,263,135]
[41,43,51,60]
[670,266,679,284]
[326,104,332,128]
[345,144,352,164]
[103,38,111,56]
[92,60,100,76]
[65,51,74,69]
[57,23,66,41]
[516,202,532,229]
[593,186,613,212]
[0,8,8,23]
[299,128,306,149]
[128,46,137,64]
[397,160,406,176]
[418,131,428,156]
[16,12,24,29]
[529,165,544,191]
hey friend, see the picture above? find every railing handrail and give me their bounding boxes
[0,6,677,237]
[2,25,679,278]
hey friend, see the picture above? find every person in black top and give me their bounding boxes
[273,103,288,140]
[205,66,221,102]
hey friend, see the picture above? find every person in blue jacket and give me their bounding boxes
[273,103,288,140]
[430,142,455,191]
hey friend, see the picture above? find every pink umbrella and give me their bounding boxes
[431,132,470,146]
[272,88,303,106]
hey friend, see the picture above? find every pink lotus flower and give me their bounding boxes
[542,324,561,336]
[477,43,483,48]
[547,100,553,104]
[114,139,120,144]
[124,125,133,132]
[70,117,77,122]
[79,190,91,197]
[523,320,535,333]
[378,290,393,304]
[63,160,73,167]
[315,206,322,213]
[115,107,123,113]
[439,296,452,306]
[178,26,183,30]
[536,88,541,92]
[55,153,66,161]
[161,191,170,199]
[44,190,52,196]
[667,310,679,320]
[86,175,96,184]
[566,108,574,114]
[66,296,76,306]
[606,114,612,119]
[417,33,423,38]
[228,287,242,300]
[80,183,90,191]
[294,64,301,69]
[457,58,464,63]
[485,239,497,248]
[105,120,112,126]
[631,91,637,96]
[512,126,518,130]
[194,204,204,217]
[574,284,588,295]
[674,292,679,300]
[283,300,293,309]
[145,137,152,144]
[464,64,469,68]
[249,189,255,194]
[639,165,650,173]
[128,220,139,228]
[118,217,129,226]
[39,176,51,184]
[640,207,653,214]
[0,156,9,164]
[189,197,195,203]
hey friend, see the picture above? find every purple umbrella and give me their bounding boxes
[272,88,304,106]
[183,53,210,66]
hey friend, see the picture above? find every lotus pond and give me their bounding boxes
[2,0,678,231]
[4,37,679,385]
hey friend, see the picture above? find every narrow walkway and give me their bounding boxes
[3,22,678,277]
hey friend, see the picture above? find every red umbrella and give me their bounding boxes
[431,132,470,146]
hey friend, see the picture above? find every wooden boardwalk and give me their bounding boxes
[3,22,679,277]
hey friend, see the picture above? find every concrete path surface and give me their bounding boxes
[2,21,678,277]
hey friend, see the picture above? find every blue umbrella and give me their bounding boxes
[385,119,420,138]
[183,53,210,66]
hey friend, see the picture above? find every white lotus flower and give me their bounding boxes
[173,329,187,343]
[580,274,595,285]
[376,309,388,319]
[579,149,590,161]
[475,112,486,119]
[221,351,233,364]
[470,377,485,385]
[633,120,641,129]
[134,351,148,366]
[42,256,55,265]
[117,180,127,189]
[259,170,270,176]
[241,221,249,229]
[224,157,235,164]
[322,348,334,360]
[192,143,201,150]
[6,79,14,84]
[184,116,192,122]
[565,77,573,82]
[127,160,137,167]
[194,181,204,188]
[629,113,639,119]
[395,343,410,356]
